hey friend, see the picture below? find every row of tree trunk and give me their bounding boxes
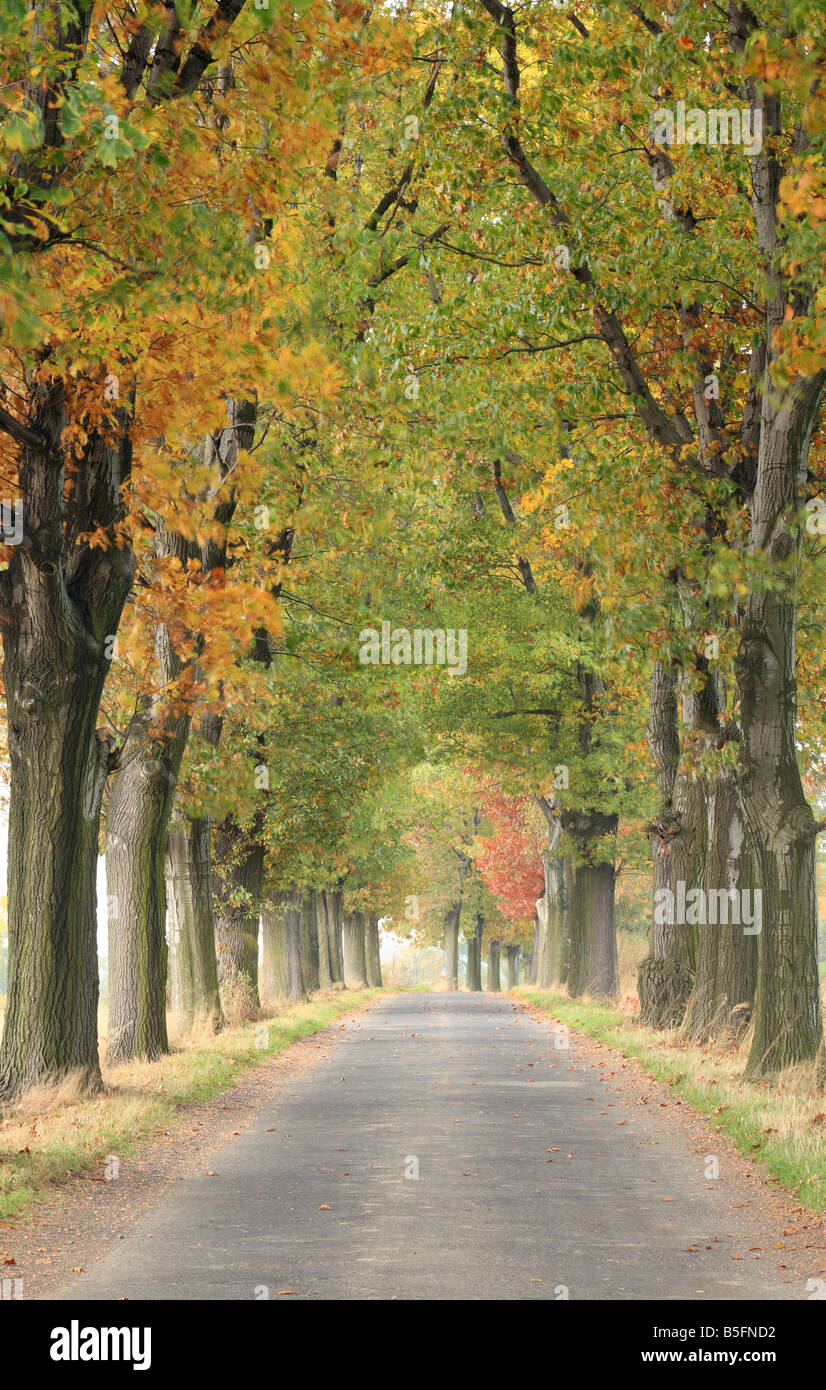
[526,650,798,1077]
[109,794,382,1064]
[444,906,522,993]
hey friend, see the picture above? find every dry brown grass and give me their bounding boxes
[520,984,826,1212]
[0,988,382,1223]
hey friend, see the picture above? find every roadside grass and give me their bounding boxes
[0,988,383,1226]
[517,987,826,1216]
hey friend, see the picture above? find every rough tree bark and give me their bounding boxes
[682,768,757,1042]
[342,911,368,988]
[105,624,190,1065]
[284,890,305,1001]
[0,386,134,1100]
[638,663,698,1027]
[212,818,263,1020]
[725,0,826,1081]
[167,818,222,1033]
[466,913,483,991]
[487,939,501,992]
[260,891,295,1004]
[564,810,618,1000]
[444,901,461,990]
[315,890,335,990]
[300,890,320,993]
[326,889,346,984]
[736,399,825,1075]
[365,917,382,987]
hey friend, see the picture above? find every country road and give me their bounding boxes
[47,993,808,1301]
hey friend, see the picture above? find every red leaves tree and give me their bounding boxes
[475,789,543,932]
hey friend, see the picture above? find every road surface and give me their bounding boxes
[53,993,802,1300]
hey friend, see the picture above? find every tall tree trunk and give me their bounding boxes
[465,935,476,990]
[535,816,570,988]
[261,892,292,1005]
[0,664,115,1099]
[444,901,461,990]
[327,889,345,983]
[365,917,382,986]
[682,768,757,1042]
[105,629,190,1065]
[735,379,825,1077]
[641,768,706,1025]
[105,747,175,1067]
[564,811,618,999]
[525,920,538,984]
[638,663,698,1027]
[300,890,320,993]
[487,939,501,992]
[342,911,368,987]
[316,890,335,990]
[285,890,304,1002]
[212,819,263,1020]
[320,890,342,985]
[0,388,135,1101]
[167,817,222,1033]
[505,942,520,989]
[466,913,483,991]
[260,892,304,1005]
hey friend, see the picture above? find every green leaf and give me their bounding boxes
[58,90,85,140]
[3,108,44,153]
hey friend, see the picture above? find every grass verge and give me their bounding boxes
[0,988,383,1226]
[518,987,826,1215]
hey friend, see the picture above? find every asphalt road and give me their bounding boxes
[56,992,799,1300]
